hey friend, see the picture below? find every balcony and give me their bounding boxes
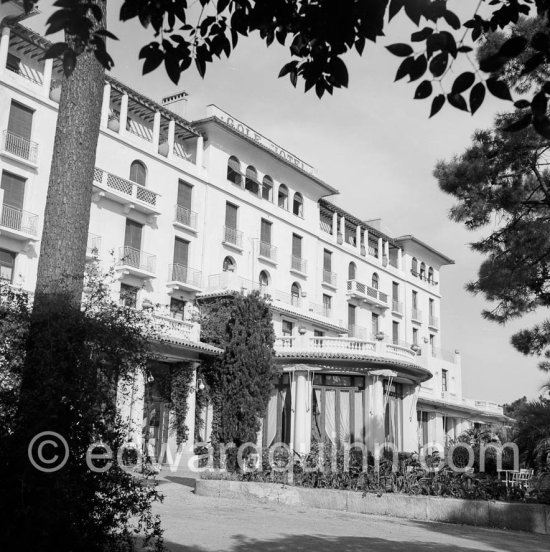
[1,130,38,166]
[167,263,202,292]
[429,315,439,329]
[93,168,161,218]
[274,336,428,379]
[0,203,39,241]
[223,226,243,251]
[322,269,337,288]
[117,246,156,278]
[86,233,101,259]
[259,241,277,263]
[174,204,198,232]
[290,255,307,276]
[150,313,200,342]
[346,280,389,309]
[412,308,422,323]
[392,300,403,314]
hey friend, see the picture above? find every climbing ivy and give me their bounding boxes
[170,362,195,446]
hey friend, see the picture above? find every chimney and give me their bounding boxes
[162,91,188,118]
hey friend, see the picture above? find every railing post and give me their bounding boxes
[119,93,128,136]
[152,111,161,152]
[167,120,175,159]
[397,247,403,271]
[377,237,383,261]
[100,82,111,128]
[331,211,338,240]
[196,135,204,168]
[356,224,361,252]
[42,59,53,99]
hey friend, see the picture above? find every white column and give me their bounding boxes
[331,212,338,240]
[167,120,175,159]
[119,93,128,136]
[195,135,204,168]
[384,240,389,261]
[363,228,369,256]
[293,370,311,455]
[402,385,419,452]
[377,237,383,260]
[356,225,361,252]
[0,27,10,77]
[100,83,111,128]
[397,248,403,271]
[152,111,161,153]
[371,376,385,452]
[42,59,53,98]
[339,216,345,243]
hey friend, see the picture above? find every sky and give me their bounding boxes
[29,2,550,404]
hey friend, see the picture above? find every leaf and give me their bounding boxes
[443,10,461,30]
[331,57,348,87]
[486,77,512,101]
[498,36,528,58]
[451,72,475,94]
[164,50,180,84]
[503,113,532,132]
[514,99,531,109]
[278,61,297,78]
[394,56,413,81]
[411,27,433,42]
[457,45,473,53]
[42,42,68,60]
[63,48,76,77]
[531,91,547,120]
[217,0,230,13]
[447,93,468,111]
[408,55,427,82]
[45,9,70,35]
[479,54,507,73]
[355,37,365,55]
[429,52,448,77]
[94,29,119,41]
[195,56,206,78]
[388,0,404,21]
[522,52,545,76]
[533,115,550,139]
[414,80,432,99]
[386,43,413,57]
[430,94,445,117]
[469,82,485,115]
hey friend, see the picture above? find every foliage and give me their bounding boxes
[170,362,195,445]
[198,291,276,452]
[17,0,550,136]
[0,264,165,551]
[434,111,550,366]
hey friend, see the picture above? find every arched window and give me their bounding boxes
[372,272,379,290]
[245,165,259,195]
[129,160,147,186]
[278,184,289,210]
[259,270,270,288]
[420,262,426,280]
[222,256,236,272]
[262,175,273,201]
[428,267,434,284]
[348,262,357,281]
[227,155,242,186]
[291,282,301,306]
[411,257,418,276]
[293,192,303,217]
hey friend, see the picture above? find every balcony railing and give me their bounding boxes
[319,217,333,235]
[429,315,439,328]
[169,263,202,288]
[174,204,198,230]
[118,246,156,274]
[93,168,159,208]
[322,269,337,287]
[2,130,38,163]
[223,226,243,248]
[151,313,195,342]
[6,59,43,85]
[259,241,277,261]
[412,308,422,322]
[86,233,101,257]
[291,255,307,274]
[346,280,388,306]
[392,300,403,314]
[0,204,38,237]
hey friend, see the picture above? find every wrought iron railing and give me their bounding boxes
[118,246,156,274]
[0,204,38,236]
[322,269,337,286]
[223,225,243,248]
[169,263,202,287]
[291,255,307,273]
[259,241,277,261]
[2,130,38,163]
[175,204,198,229]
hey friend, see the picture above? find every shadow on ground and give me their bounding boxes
[164,476,197,489]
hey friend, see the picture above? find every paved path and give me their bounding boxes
[153,475,550,552]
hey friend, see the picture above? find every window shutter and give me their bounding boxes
[260,219,271,243]
[177,180,193,208]
[124,219,143,250]
[292,234,302,257]
[173,237,189,266]
[0,171,25,209]
[225,203,237,229]
[8,101,33,140]
[323,250,331,271]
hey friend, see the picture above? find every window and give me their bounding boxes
[173,237,189,266]
[177,180,193,209]
[291,234,302,261]
[259,270,270,288]
[348,304,356,333]
[8,100,33,141]
[245,166,259,195]
[345,222,356,246]
[222,256,235,272]
[120,283,138,308]
[282,320,294,336]
[224,202,239,246]
[170,297,186,320]
[428,267,434,283]
[291,282,301,306]
[0,249,15,284]
[322,294,332,316]
[372,313,379,336]
[429,298,434,317]
[392,282,399,301]
[260,218,272,245]
[6,53,21,74]
[384,380,404,448]
[124,219,143,250]
[442,369,448,392]
[293,193,303,217]
[412,328,418,345]
[348,262,357,281]
[417,411,429,448]
[129,160,147,186]
[368,235,379,257]
[412,291,418,316]
[392,321,399,345]
[429,334,435,355]
[314,329,324,337]
[372,272,379,290]
[1,170,25,209]
[411,257,418,276]
[278,184,288,209]
[323,249,332,272]
[262,175,273,201]
[420,262,426,280]
[227,155,242,185]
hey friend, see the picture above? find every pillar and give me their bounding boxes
[0,27,10,77]
[363,228,369,255]
[167,119,175,159]
[293,370,312,455]
[332,211,338,239]
[42,58,53,98]
[119,93,128,136]
[152,111,161,152]
[339,215,345,239]
[371,376,385,452]
[402,385,419,452]
[377,237,383,260]
[356,224,361,252]
[383,240,389,263]
[100,83,111,128]
[196,135,204,168]
[397,248,403,271]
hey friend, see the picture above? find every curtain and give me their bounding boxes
[312,389,322,442]
[265,393,278,447]
[354,391,363,443]
[339,391,350,445]
[325,390,336,444]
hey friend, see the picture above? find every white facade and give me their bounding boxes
[0,10,505,463]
